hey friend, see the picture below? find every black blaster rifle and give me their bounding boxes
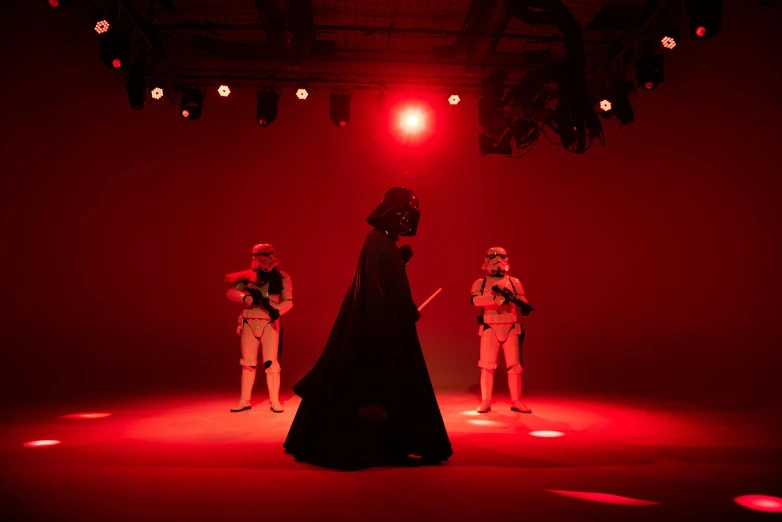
[245,283,281,321]
[491,285,535,317]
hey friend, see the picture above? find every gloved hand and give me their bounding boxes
[400,244,413,264]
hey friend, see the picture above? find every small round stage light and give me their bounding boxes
[339,120,348,127]
[49,0,60,6]
[151,87,164,100]
[60,412,112,419]
[94,20,110,34]
[599,99,612,111]
[661,36,677,49]
[643,81,654,90]
[296,88,308,100]
[24,440,60,447]
[182,109,190,118]
[218,85,231,97]
[735,495,782,513]
[696,26,707,37]
[112,58,121,69]
[529,430,565,438]
[448,94,460,105]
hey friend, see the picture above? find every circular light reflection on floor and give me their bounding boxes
[468,419,501,426]
[734,495,782,513]
[460,410,480,416]
[60,412,112,419]
[548,490,659,506]
[530,430,565,438]
[23,440,60,448]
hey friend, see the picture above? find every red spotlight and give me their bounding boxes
[182,109,190,118]
[49,0,60,6]
[735,495,782,513]
[530,430,565,438]
[696,25,707,37]
[296,88,309,100]
[599,99,612,112]
[643,81,654,90]
[151,87,164,100]
[217,85,231,97]
[112,58,121,69]
[448,94,460,105]
[400,110,424,133]
[339,120,348,128]
[94,20,110,34]
[24,440,60,448]
[60,412,112,419]
[661,36,676,49]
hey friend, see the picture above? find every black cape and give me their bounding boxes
[283,229,453,470]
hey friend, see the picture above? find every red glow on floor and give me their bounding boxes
[548,490,659,506]
[24,440,60,448]
[112,59,121,69]
[460,410,480,416]
[734,495,782,512]
[696,26,707,37]
[60,412,112,419]
[529,430,564,438]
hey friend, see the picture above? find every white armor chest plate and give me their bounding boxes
[480,275,517,324]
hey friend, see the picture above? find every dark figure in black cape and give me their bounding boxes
[283,187,453,470]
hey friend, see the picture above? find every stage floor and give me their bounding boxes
[2,392,780,521]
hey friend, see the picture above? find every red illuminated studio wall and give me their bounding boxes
[1,2,780,408]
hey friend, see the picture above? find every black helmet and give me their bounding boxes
[366,187,420,237]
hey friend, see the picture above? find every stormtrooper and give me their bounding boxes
[224,244,293,413]
[470,247,534,414]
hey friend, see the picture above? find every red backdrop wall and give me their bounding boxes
[1,2,780,408]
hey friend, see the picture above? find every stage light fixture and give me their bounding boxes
[94,20,110,34]
[661,35,676,49]
[329,93,351,128]
[125,63,147,110]
[151,87,164,100]
[687,0,724,39]
[256,90,279,126]
[180,88,204,120]
[636,53,664,90]
[217,84,231,97]
[48,0,71,7]
[448,94,460,105]
[296,88,309,100]
[99,32,129,69]
[599,99,612,112]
